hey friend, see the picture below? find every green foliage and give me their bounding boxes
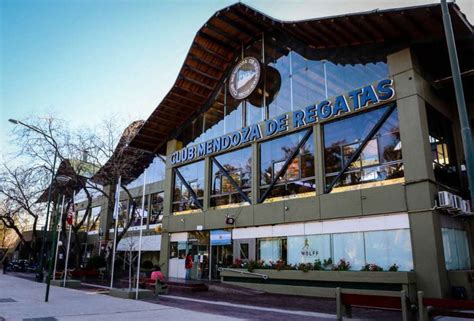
[388,263,399,272]
[361,263,383,271]
[332,258,351,271]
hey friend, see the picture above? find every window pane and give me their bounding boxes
[260,130,315,200]
[442,228,460,270]
[211,147,252,207]
[173,160,205,212]
[365,229,413,271]
[324,106,403,191]
[258,238,282,263]
[333,232,365,270]
[455,230,471,270]
[150,192,164,224]
[287,235,331,265]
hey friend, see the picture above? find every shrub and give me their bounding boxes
[332,259,351,271]
[322,258,333,270]
[388,263,399,272]
[297,262,313,273]
[361,263,383,271]
[313,259,323,271]
[247,260,264,272]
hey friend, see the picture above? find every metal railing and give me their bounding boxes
[218,267,269,279]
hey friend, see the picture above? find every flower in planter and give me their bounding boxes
[322,258,333,270]
[388,263,399,272]
[313,259,323,271]
[361,263,383,271]
[332,258,351,271]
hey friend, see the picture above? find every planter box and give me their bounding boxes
[220,269,416,299]
[109,288,154,300]
[50,279,81,289]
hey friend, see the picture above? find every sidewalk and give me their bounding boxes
[0,274,240,321]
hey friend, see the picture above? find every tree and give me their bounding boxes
[0,164,48,257]
[4,115,155,269]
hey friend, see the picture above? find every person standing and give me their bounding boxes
[185,253,193,280]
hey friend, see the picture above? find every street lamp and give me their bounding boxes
[45,174,71,302]
[8,118,58,285]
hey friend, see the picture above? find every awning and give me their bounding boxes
[116,234,161,252]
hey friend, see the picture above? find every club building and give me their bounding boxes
[82,2,474,300]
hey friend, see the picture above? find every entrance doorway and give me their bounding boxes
[211,244,233,279]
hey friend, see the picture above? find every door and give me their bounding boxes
[211,244,233,279]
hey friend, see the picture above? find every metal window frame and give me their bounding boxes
[325,103,397,194]
[259,128,314,203]
[174,167,203,210]
[211,156,252,204]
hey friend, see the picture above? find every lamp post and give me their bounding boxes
[8,118,58,283]
[45,175,71,302]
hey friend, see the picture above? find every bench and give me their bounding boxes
[417,291,474,320]
[335,288,410,321]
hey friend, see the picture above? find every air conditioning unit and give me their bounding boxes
[453,195,463,211]
[461,200,472,214]
[438,191,454,208]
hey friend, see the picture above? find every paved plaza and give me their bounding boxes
[0,274,241,321]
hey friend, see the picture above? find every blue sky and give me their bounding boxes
[1,0,473,158]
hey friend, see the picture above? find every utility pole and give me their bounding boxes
[440,0,474,205]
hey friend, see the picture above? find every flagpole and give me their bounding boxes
[63,192,75,287]
[110,176,122,289]
[53,194,65,280]
[135,170,147,300]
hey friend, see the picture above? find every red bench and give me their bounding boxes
[336,288,410,321]
[418,291,474,320]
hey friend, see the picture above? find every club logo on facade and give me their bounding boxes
[229,57,261,100]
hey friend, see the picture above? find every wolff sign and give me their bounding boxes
[170,78,395,165]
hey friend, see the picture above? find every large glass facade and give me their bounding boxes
[260,129,315,200]
[211,147,252,207]
[258,229,413,271]
[172,160,205,212]
[324,105,403,191]
[150,192,164,225]
[176,35,388,150]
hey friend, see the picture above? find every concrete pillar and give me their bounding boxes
[389,48,448,298]
[314,124,325,195]
[159,139,182,277]
[100,185,114,244]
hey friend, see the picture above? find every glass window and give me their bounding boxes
[88,207,101,232]
[130,196,148,227]
[172,160,205,212]
[287,235,331,265]
[126,156,166,189]
[324,105,403,191]
[332,232,365,270]
[211,147,252,207]
[76,209,88,231]
[117,199,128,229]
[364,229,413,271]
[150,192,164,225]
[260,130,315,200]
[427,106,459,188]
[257,238,287,263]
[442,228,471,270]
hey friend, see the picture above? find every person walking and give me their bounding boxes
[185,253,193,280]
[2,256,9,274]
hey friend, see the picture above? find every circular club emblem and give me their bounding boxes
[229,57,261,100]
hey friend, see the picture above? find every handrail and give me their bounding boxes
[218,267,269,279]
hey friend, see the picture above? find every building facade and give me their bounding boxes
[87,3,473,299]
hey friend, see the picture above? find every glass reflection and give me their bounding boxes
[211,147,252,207]
[172,160,205,212]
[324,106,403,191]
[260,130,315,200]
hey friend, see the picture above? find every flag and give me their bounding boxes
[113,176,122,220]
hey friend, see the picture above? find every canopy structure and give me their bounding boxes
[36,159,97,203]
[129,2,473,159]
[92,120,155,186]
